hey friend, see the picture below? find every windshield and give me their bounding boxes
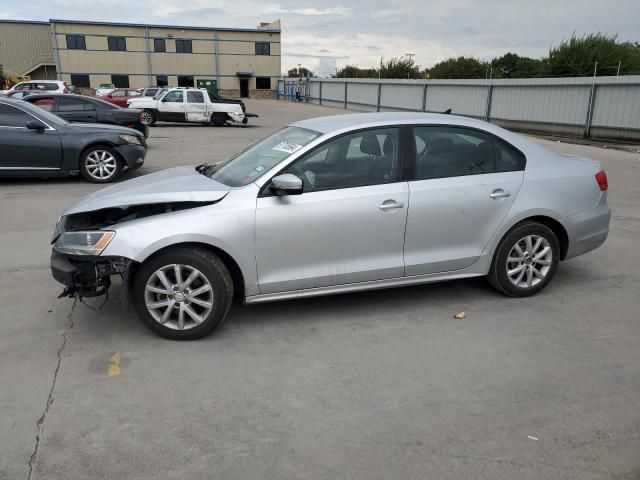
[205,126,321,187]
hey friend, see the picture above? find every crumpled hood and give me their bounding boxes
[63,166,229,215]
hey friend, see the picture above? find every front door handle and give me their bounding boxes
[379,201,405,211]
[489,189,511,199]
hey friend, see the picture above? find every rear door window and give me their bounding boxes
[187,91,204,103]
[32,98,55,112]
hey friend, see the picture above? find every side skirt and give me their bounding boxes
[245,270,486,305]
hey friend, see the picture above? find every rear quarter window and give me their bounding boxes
[493,137,526,172]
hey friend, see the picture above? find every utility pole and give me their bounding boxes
[617,60,621,76]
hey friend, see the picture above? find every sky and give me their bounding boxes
[1,0,638,76]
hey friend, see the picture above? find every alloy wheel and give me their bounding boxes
[84,150,118,180]
[506,235,553,289]
[144,264,214,331]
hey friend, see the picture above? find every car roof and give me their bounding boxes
[290,111,547,156]
[290,112,499,134]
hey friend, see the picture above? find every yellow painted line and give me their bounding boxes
[107,352,121,377]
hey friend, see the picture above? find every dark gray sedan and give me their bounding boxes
[0,97,146,183]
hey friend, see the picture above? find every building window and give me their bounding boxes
[156,75,168,87]
[154,38,166,52]
[255,42,270,55]
[66,35,86,50]
[177,75,194,87]
[256,77,271,89]
[175,39,192,54]
[70,74,90,88]
[107,36,127,52]
[111,75,130,88]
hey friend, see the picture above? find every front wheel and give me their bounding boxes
[488,222,560,297]
[132,247,234,340]
[79,146,122,183]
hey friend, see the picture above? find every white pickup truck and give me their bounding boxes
[128,87,255,126]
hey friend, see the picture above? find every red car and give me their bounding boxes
[99,88,143,107]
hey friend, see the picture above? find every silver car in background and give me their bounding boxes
[50,113,610,339]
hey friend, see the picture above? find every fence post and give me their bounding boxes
[584,84,598,139]
[319,81,322,105]
[376,83,382,112]
[485,85,493,122]
[344,82,348,109]
[421,83,427,112]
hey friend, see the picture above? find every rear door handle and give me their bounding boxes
[489,189,511,199]
[379,201,405,211]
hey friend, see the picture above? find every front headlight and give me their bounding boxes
[119,133,142,145]
[54,231,115,255]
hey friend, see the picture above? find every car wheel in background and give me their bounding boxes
[488,221,560,297]
[140,109,156,126]
[210,113,227,127]
[79,145,122,183]
[132,246,234,340]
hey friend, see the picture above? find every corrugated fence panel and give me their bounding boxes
[321,81,345,107]
[425,85,487,118]
[592,84,640,129]
[309,81,320,101]
[346,82,378,110]
[380,84,423,111]
[491,85,590,125]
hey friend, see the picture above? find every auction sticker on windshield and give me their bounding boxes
[273,142,303,154]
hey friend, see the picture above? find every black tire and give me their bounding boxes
[210,113,227,127]
[132,246,234,340]
[488,221,560,297]
[140,109,156,126]
[79,145,123,183]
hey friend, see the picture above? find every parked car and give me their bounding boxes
[139,86,167,97]
[0,97,146,183]
[127,87,253,126]
[23,93,149,138]
[99,88,143,108]
[2,80,70,95]
[50,112,611,340]
[96,84,116,96]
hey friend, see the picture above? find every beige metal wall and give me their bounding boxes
[51,20,281,93]
[0,21,55,77]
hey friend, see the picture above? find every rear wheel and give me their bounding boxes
[488,222,560,297]
[140,109,156,126]
[79,145,122,183]
[132,247,234,340]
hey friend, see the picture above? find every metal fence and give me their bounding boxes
[277,76,640,142]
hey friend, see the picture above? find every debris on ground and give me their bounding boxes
[453,311,466,319]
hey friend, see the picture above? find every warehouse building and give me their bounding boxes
[0,18,281,97]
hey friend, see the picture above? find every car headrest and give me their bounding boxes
[360,134,381,156]
[383,136,395,157]
[429,136,453,154]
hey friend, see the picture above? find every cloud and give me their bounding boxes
[262,5,351,16]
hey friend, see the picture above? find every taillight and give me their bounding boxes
[63,87,70,93]
[595,170,608,191]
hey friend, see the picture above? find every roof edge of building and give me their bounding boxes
[47,18,281,33]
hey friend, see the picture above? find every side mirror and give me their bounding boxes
[270,174,303,196]
[26,120,45,132]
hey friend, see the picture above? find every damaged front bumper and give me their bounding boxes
[51,249,133,298]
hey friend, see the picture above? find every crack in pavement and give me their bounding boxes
[26,298,77,480]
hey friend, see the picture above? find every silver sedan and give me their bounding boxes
[50,113,611,339]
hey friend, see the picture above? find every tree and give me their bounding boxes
[490,53,543,78]
[429,56,488,79]
[379,56,421,79]
[546,33,640,76]
[288,66,314,78]
[333,65,378,78]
